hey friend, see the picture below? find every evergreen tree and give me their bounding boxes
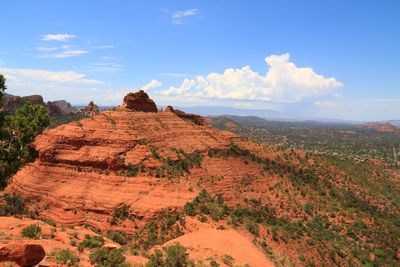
[0,74,50,188]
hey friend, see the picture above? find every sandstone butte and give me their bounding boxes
[2,90,280,266]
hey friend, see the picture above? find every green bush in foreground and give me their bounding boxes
[222,254,234,266]
[89,247,130,267]
[53,249,79,266]
[0,193,25,216]
[146,244,193,267]
[78,234,105,250]
[21,224,41,239]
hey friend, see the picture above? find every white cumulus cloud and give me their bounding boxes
[139,79,162,91]
[41,34,76,41]
[158,53,343,103]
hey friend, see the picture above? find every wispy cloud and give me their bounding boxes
[0,67,101,86]
[85,62,124,72]
[36,43,87,58]
[41,33,76,41]
[35,45,70,51]
[39,50,88,58]
[91,45,115,49]
[172,9,198,18]
[158,72,192,78]
[171,9,198,24]
[36,46,59,51]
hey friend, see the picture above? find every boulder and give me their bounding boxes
[120,90,157,112]
[0,244,45,267]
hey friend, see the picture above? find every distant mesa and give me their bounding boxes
[120,90,157,112]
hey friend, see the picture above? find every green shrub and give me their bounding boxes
[134,209,185,250]
[21,224,41,239]
[53,249,79,266]
[184,189,229,221]
[109,204,130,225]
[145,244,192,267]
[304,202,314,216]
[209,258,220,267]
[126,164,141,177]
[164,244,192,267]
[89,247,130,267]
[146,249,164,266]
[78,234,104,250]
[222,254,234,266]
[246,220,259,236]
[106,230,129,245]
[152,149,204,179]
[0,193,25,215]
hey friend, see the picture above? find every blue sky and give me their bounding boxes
[1,0,399,121]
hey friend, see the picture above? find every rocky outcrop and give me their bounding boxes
[81,101,100,116]
[120,90,157,112]
[0,244,45,267]
[164,105,207,126]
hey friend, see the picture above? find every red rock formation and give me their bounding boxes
[120,90,157,112]
[81,101,100,116]
[7,100,237,225]
[164,105,207,126]
[0,244,45,267]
